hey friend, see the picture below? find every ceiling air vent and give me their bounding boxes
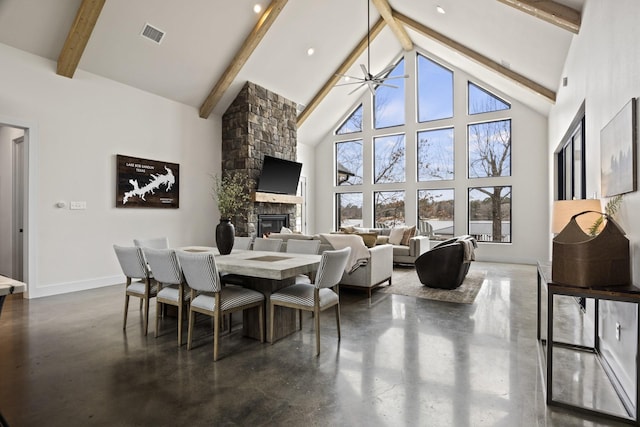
[140,23,165,44]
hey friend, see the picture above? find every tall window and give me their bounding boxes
[417,127,454,181]
[417,54,453,122]
[468,120,511,178]
[374,59,406,129]
[336,140,363,185]
[468,82,510,115]
[336,104,363,135]
[333,51,514,243]
[374,134,405,183]
[418,189,454,238]
[374,191,405,227]
[337,193,363,228]
[557,108,586,200]
[469,186,511,242]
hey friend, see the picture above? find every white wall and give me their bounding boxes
[548,0,640,403]
[304,49,549,264]
[0,43,221,298]
[0,125,24,276]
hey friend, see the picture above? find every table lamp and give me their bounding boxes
[552,199,602,234]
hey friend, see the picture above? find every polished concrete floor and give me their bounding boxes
[0,262,631,426]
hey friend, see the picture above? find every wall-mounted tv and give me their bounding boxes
[256,155,302,195]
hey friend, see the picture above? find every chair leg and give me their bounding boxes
[143,297,150,336]
[123,294,130,330]
[187,310,195,350]
[139,298,143,310]
[155,300,161,338]
[315,306,321,356]
[335,304,341,341]
[269,301,276,344]
[177,302,183,347]
[213,312,220,361]
[259,303,265,343]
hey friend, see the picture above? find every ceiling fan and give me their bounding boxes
[335,0,409,95]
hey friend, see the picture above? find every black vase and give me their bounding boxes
[215,219,235,255]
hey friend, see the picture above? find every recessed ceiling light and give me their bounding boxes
[253,4,262,13]
[307,47,315,56]
[436,5,446,14]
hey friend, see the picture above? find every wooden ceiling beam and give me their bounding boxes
[371,0,413,51]
[56,0,105,78]
[393,10,556,103]
[297,18,386,127]
[199,0,288,119]
[496,0,581,34]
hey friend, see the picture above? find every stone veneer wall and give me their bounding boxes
[221,81,298,236]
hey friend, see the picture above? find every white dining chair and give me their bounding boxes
[253,237,283,252]
[286,239,321,284]
[113,245,157,335]
[133,237,169,250]
[269,247,350,356]
[177,251,265,361]
[143,248,190,346]
[233,236,253,250]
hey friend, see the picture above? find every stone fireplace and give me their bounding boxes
[221,82,298,237]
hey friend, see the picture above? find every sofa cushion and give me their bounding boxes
[392,245,411,257]
[388,227,406,245]
[401,225,416,245]
[267,233,313,242]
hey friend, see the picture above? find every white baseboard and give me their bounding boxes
[28,275,123,299]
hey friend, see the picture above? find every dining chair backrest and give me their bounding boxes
[314,247,351,290]
[143,248,182,285]
[234,236,253,250]
[114,245,149,279]
[177,251,221,293]
[134,237,169,250]
[253,237,283,252]
[286,239,321,255]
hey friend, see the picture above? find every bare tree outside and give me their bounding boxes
[374,190,405,227]
[469,186,511,242]
[374,134,405,183]
[337,192,363,228]
[417,127,454,181]
[336,139,363,185]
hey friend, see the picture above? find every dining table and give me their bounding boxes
[180,247,322,342]
[0,275,26,315]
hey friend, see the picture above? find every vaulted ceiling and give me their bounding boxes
[0,0,583,145]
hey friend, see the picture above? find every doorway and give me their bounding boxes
[0,124,28,285]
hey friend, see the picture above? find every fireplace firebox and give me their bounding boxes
[257,214,289,237]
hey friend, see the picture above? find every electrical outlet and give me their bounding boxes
[616,322,621,340]
[70,201,87,210]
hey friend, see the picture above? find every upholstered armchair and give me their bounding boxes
[339,244,393,298]
[414,235,477,289]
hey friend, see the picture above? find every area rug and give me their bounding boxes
[380,269,486,304]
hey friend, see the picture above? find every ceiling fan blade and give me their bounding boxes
[360,64,370,79]
[348,83,366,95]
[335,73,365,81]
[335,80,368,87]
[377,74,410,82]
[374,82,399,89]
[373,64,396,79]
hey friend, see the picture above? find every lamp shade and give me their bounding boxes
[552,199,602,234]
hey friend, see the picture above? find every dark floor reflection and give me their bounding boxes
[0,262,630,426]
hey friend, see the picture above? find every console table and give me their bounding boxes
[537,261,640,425]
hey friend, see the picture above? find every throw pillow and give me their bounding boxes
[339,225,356,234]
[388,227,406,245]
[401,225,417,245]
[355,232,378,248]
[280,227,293,234]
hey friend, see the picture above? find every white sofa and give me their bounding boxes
[337,243,393,299]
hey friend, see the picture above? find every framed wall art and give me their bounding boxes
[600,98,637,197]
[116,154,179,208]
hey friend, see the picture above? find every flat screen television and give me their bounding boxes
[256,155,302,195]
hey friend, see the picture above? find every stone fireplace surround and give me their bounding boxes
[221,82,298,237]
